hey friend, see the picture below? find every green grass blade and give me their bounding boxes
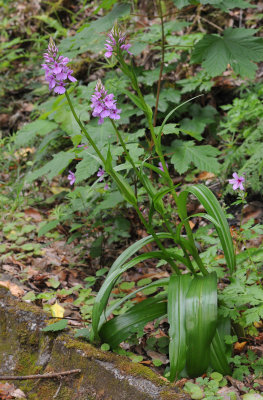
[90,233,173,341]
[99,295,167,348]
[101,278,169,325]
[157,95,203,146]
[186,272,218,377]
[168,274,192,381]
[179,184,236,274]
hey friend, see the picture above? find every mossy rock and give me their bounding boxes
[0,286,188,400]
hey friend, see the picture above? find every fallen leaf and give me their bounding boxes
[24,208,42,222]
[0,281,25,297]
[12,388,26,399]
[234,341,247,353]
[226,376,246,392]
[189,220,195,230]
[50,302,65,318]
[217,386,241,400]
[195,171,215,181]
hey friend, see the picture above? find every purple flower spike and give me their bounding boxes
[228,172,245,191]
[158,162,168,173]
[68,170,76,185]
[91,80,121,125]
[97,167,105,182]
[104,24,132,58]
[42,38,77,95]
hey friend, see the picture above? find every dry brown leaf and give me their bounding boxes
[12,389,26,399]
[24,208,42,222]
[189,220,195,230]
[0,281,25,297]
[195,172,215,181]
[234,341,247,353]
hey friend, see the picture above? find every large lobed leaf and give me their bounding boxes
[170,140,220,174]
[191,28,263,79]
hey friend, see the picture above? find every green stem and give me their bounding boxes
[153,0,165,127]
[65,91,106,165]
[65,91,180,274]
[110,120,180,274]
[116,60,208,275]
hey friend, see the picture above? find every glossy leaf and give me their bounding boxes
[178,184,236,274]
[168,274,192,381]
[186,272,217,377]
[104,278,169,321]
[210,318,232,375]
[99,295,167,348]
[90,233,175,341]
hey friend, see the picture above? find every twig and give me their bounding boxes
[200,16,224,32]
[53,380,63,399]
[153,0,165,127]
[0,369,81,381]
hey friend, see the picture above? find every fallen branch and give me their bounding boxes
[0,369,81,381]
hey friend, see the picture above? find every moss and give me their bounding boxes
[15,301,47,316]
[28,379,59,400]
[116,358,168,388]
[61,335,168,387]
[15,351,42,392]
[160,389,190,400]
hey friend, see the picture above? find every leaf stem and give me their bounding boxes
[153,0,165,127]
[65,91,106,165]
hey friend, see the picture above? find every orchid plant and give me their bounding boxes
[42,27,236,380]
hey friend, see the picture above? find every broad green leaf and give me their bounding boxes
[191,28,263,79]
[75,155,100,183]
[156,94,203,147]
[90,233,174,341]
[200,0,254,11]
[59,3,130,58]
[99,296,167,348]
[173,0,254,11]
[42,319,68,332]
[94,251,183,336]
[186,272,217,377]
[15,120,58,147]
[170,140,220,174]
[179,184,236,274]
[26,151,75,183]
[38,220,60,237]
[168,274,192,381]
[104,278,169,322]
[113,171,137,206]
[171,0,190,8]
[34,15,67,37]
[210,329,232,375]
[122,88,148,113]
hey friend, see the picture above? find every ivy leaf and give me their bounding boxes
[191,28,263,79]
[170,140,220,174]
